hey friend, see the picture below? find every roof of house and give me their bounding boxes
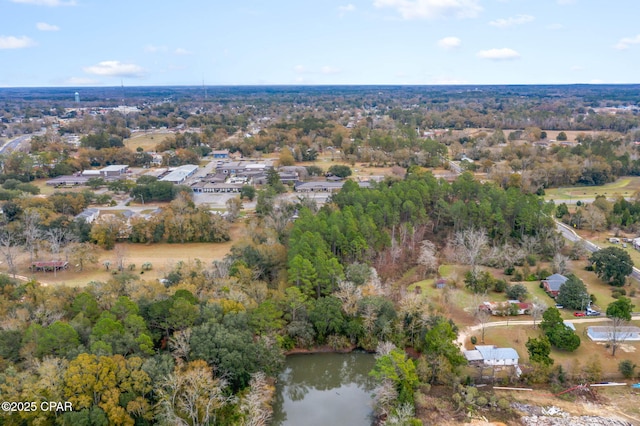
[463,350,484,362]
[100,164,129,172]
[587,326,640,341]
[75,208,99,219]
[475,345,519,361]
[543,274,568,291]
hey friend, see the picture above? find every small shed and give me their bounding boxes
[30,261,69,272]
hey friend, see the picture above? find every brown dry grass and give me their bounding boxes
[2,223,244,288]
[124,131,173,152]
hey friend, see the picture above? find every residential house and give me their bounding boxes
[541,274,568,297]
[480,301,532,316]
[463,345,519,366]
[587,326,640,342]
[75,208,100,224]
[211,150,229,159]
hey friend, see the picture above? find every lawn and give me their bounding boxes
[544,176,640,202]
[479,320,640,379]
[3,222,244,288]
[124,131,173,152]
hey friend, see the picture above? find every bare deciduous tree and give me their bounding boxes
[530,298,547,329]
[334,281,362,316]
[22,209,42,264]
[169,328,192,362]
[45,227,75,260]
[417,240,438,278]
[156,360,234,426]
[552,253,570,275]
[452,228,490,280]
[0,229,20,277]
[239,372,274,426]
[583,205,607,234]
[225,197,242,223]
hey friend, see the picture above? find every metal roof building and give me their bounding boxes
[160,164,199,184]
[587,326,640,342]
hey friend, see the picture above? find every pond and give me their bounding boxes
[271,352,377,426]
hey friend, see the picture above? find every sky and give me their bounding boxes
[1,0,639,87]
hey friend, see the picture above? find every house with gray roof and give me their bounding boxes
[541,273,569,297]
[464,345,519,366]
[587,326,640,342]
[75,208,100,224]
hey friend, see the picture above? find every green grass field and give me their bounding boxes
[545,177,640,201]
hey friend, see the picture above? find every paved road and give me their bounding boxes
[554,220,640,282]
[0,134,31,154]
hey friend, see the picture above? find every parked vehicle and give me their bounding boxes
[586,311,601,316]
[555,304,564,309]
[574,312,586,317]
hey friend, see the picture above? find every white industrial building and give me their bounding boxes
[160,164,199,184]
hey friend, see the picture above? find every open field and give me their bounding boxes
[545,176,640,202]
[478,319,640,379]
[124,131,174,152]
[1,222,244,288]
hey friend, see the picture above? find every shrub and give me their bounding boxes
[612,289,626,299]
[497,398,510,410]
[618,360,636,379]
[506,284,529,301]
[504,266,515,276]
[526,255,537,266]
[494,279,507,293]
[470,336,477,345]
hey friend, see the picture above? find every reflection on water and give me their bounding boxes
[271,352,377,426]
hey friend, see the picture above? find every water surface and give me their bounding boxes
[271,352,376,426]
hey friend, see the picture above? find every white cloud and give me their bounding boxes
[144,45,167,53]
[477,48,520,60]
[83,61,145,78]
[437,36,461,49]
[36,22,60,31]
[11,0,76,6]
[321,66,341,74]
[174,48,192,55]
[614,34,640,50]
[64,77,99,85]
[373,0,481,20]
[338,3,356,16]
[0,36,36,49]
[489,14,534,28]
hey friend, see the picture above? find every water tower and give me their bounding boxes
[74,92,80,103]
